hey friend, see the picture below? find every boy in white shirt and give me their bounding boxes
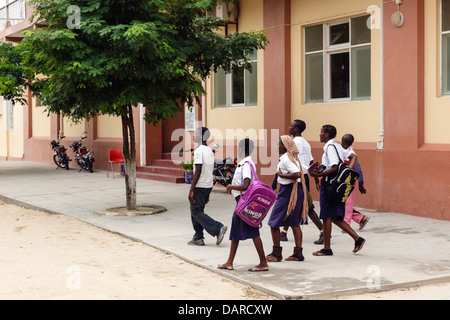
[188,127,227,246]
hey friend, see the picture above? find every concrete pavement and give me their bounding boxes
[0,160,449,300]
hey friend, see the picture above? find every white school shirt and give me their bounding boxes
[277,153,301,185]
[230,156,256,198]
[343,145,357,162]
[322,139,345,169]
[293,136,314,174]
[193,145,215,188]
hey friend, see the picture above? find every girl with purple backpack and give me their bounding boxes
[218,139,269,272]
[266,135,308,262]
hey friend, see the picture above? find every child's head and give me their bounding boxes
[341,134,354,149]
[320,124,337,142]
[194,127,210,144]
[289,119,306,136]
[238,138,254,157]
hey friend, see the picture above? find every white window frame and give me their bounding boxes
[304,16,371,104]
[213,53,258,108]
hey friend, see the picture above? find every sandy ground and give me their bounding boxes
[0,201,448,300]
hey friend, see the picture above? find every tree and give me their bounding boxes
[0,42,35,105]
[18,0,267,210]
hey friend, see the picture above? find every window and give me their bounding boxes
[442,0,450,95]
[304,15,371,103]
[213,52,258,108]
[0,0,26,32]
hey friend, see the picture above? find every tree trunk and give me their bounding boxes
[121,105,137,210]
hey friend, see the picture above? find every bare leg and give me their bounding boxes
[252,236,269,270]
[332,217,358,241]
[308,209,323,231]
[291,226,303,248]
[219,240,238,270]
[270,227,281,247]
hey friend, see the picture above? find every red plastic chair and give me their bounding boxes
[107,149,125,179]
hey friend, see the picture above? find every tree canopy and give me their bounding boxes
[7,0,267,209]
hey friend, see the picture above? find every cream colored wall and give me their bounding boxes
[291,0,382,143]
[206,0,265,139]
[32,97,50,137]
[8,103,24,157]
[62,117,85,138]
[424,0,450,144]
[96,114,122,138]
[0,99,24,158]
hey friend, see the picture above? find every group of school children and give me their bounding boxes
[187,121,370,273]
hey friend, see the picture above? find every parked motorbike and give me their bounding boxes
[212,144,237,187]
[70,132,95,173]
[51,136,70,170]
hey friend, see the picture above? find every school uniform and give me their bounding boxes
[229,157,260,241]
[319,139,346,220]
[268,153,305,228]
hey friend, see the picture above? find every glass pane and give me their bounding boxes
[214,68,227,108]
[8,0,25,20]
[351,15,371,45]
[351,46,371,100]
[443,0,450,32]
[232,66,244,104]
[0,1,6,8]
[330,52,350,99]
[305,24,323,52]
[305,53,324,103]
[0,8,6,31]
[443,34,450,94]
[245,62,257,106]
[329,23,349,46]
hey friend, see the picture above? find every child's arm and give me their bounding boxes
[188,163,202,204]
[277,169,302,180]
[227,178,251,193]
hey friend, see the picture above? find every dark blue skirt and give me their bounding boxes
[268,183,304,228]
[229,196,260,241]
[319,181,345,220]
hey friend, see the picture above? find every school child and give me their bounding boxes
[188,127,227,246]
[341,134,370,230]
[281,120,325,245]
[218,139,269,272]
[266,135,307,262]
[309,125,366,256]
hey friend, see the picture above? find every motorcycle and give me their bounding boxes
[212,144,237,187]
[70,132,95,173]
[51,136,70,170]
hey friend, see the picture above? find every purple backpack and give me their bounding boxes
[235,162,277,228]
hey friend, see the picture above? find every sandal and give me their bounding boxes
[248,266,269,272]
[217,264,234,270]
[359,216,370,230]
[353,237,366,254]
[266,246,283,262]
[312,248,333,256]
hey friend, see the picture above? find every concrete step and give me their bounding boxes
[136,171,186,184]
[150,159,182,169]
[136,165,184,177]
